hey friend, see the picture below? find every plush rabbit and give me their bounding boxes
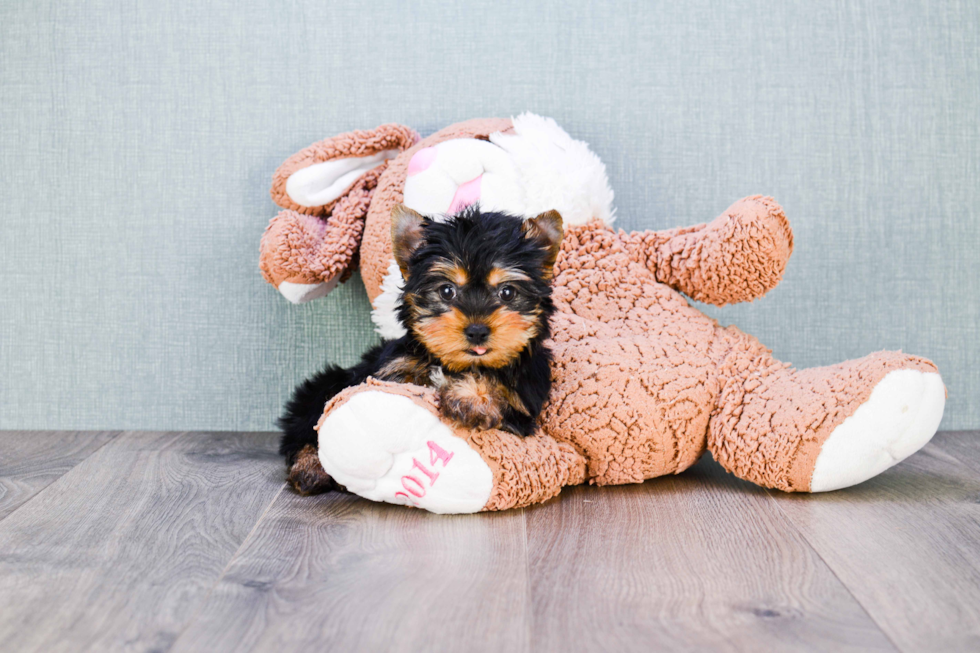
[260,114,945,514]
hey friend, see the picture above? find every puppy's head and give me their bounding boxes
[392,204,563,372]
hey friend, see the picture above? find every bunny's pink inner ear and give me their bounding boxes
[285,149,401,208]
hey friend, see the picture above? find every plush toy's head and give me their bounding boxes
[390,204,563,372]
[261,115,615,335]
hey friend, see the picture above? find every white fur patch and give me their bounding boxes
[371,261,407,339]
[810,370,945,492]
[318,391,494,514]
[490,113,615,226]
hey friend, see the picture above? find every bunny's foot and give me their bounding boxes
[709,350,945,492]
[808,367,945,491]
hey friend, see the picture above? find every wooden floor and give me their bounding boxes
[0,431,978,652]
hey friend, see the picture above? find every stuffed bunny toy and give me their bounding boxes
[260,114,945,514]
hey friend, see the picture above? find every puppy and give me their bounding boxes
[279,204,563,495]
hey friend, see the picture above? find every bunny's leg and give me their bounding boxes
[315,380,586,513]
[707,328,945,492]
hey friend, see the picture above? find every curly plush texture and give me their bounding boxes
[542,218,774,486]
[260,170,377,287]
[271,124,419,216]
[622,195,794,306]
[709,348,939,491]
[260,125,419,289]
[544,220,939,492]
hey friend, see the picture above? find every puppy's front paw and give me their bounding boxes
[438,384,503,431]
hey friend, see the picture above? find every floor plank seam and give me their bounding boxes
[168,481,288,652]
[762,488,906,653]
[0,430,123,527]
[520,506,532,651]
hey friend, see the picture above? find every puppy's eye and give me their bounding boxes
[439,284,457,301]
[498,285,517,302]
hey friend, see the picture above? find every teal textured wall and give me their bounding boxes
[1,0,977,430]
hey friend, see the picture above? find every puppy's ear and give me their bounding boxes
[523,210,564,278]
[391,204,427,278]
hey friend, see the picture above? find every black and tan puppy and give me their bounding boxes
[279,204,563,495]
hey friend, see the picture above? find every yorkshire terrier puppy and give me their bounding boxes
[278,204,563,495]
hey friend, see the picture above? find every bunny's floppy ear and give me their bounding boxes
[260,124,419,304]
[271,124,419,215]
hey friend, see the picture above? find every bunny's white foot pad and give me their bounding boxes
[317,391,494,514]
[810,370,945,492]
[277,278,339,304]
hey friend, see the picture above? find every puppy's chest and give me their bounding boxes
[440,370,529,416]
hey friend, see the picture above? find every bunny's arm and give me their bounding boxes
[623,195,794,306]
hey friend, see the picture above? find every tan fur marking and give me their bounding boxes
[482,307,540,368]
[500,384,529,415]
[415,307,474,372]
[487,266,530,287]
[430,260,469,286]
[439,373,505,430]
[415,306,541,371]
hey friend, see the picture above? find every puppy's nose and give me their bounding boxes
[464,323,490,345]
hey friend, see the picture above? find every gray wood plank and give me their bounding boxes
[172,490,530,653]
[0,430,282,653]
[930,430,980,476]
[769,432,980,652]
[0,431,118,521]
[526,456,895,653]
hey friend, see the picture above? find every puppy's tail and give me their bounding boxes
[277,364,352,465]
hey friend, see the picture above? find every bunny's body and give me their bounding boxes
[260,115,945,513]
